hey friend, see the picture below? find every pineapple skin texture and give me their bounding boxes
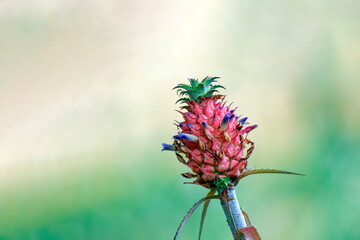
[175,96,257,189]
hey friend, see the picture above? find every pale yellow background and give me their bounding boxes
[0,1,359,239]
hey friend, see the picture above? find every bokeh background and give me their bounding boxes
[0,0,359,239]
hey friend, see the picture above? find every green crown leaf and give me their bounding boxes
[173,76,225,104]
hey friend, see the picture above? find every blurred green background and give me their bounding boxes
[0,0,359,239]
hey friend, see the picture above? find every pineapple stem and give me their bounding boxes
[219,187,247,237]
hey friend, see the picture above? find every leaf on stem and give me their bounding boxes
[234,168,306,185]
[241,210,252,227]
[198,189,217,240]
[174,195,221,240]
[234,226,261,240]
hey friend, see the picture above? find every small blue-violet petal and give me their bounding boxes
[173,135,183,140]
[202,121,208,127]
[239,117,248,125]
[161,143,176,151]
[187,124,194,128]
[220,113,231,131]
[174,132,198,141]
[179,132,198,141]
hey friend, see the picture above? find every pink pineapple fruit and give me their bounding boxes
[162,77,257,191]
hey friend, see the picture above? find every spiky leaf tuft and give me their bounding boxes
[173,76,224,104]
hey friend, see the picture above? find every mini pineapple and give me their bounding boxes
[162,77,257,191]
[163,77,303,240]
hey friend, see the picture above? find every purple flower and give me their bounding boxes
[161,143,176,151]
[239,117,248,125]
[173,132,199,141]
